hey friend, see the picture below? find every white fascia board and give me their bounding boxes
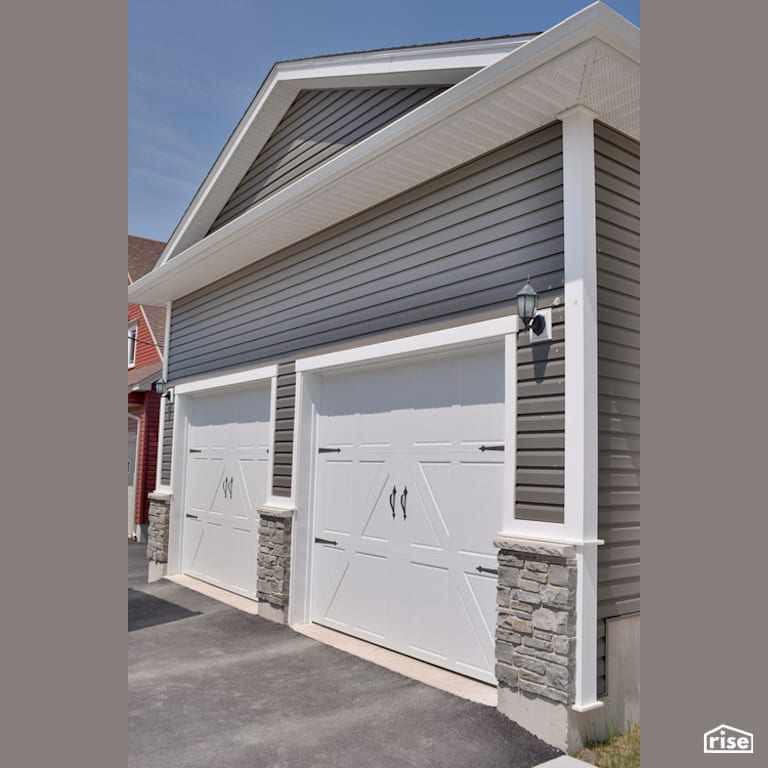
[129,3,638,307]
[275,38,535,86]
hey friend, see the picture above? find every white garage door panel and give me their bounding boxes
[312,345,505,684]
[182,385,271,598]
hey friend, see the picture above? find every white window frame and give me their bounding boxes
[128,321,139,368]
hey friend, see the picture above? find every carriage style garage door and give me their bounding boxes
[311,344,505,684]
[181,385,271,599]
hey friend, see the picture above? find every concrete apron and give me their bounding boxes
[166,574,497,706]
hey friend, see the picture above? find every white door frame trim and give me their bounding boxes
[290,316,518,628]
[166,363,278,578]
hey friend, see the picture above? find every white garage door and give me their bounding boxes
[182,385,271,598]
[311,344,505,684]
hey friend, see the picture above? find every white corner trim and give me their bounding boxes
[174,364,279,395]
[295,317,518,373]
[154,301,173,489]
[559,103,600,712]
[572,545,603,712]
[560,105,598,546]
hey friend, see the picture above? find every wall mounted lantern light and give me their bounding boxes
[515,280,546,335]
[154,378,169,397]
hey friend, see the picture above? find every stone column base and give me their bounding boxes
[494,536,578,752]
[256,505,295,624]
[146,491,172,580]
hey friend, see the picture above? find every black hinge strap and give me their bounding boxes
[476,566,498,575]
[479,445,504,452]
[318,447,342,454]
[314,537,338,546]
[189,448,202,453]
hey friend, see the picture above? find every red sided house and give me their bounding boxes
[128,235,167,541]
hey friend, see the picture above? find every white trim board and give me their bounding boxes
[173,364,278,395]
[295,317,519,373]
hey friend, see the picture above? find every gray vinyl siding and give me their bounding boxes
[595,122,640,635]
[515,304,565,523]
[273,362,296,497]
[207,86,448,235]
[163,122,565,520]
[170,123,564,376]
[161,399,173,486]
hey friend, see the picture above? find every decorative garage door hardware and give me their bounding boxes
[189,448,202,453]
[318,446,342,453]
[475,566,498,576]
[185,513,199,519]
[314,537,338,546]
[478,444,504,452]
[222,477,234,499]
[387,486,410,519]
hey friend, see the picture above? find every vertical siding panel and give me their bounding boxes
[595,121,640,693]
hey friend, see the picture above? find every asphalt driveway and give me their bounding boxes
[128,543,562,768]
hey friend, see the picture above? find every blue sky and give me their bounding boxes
[129,0,640,243]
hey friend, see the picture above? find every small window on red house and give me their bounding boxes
[128,322,138,367]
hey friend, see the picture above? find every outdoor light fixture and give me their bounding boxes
[515,280,546,335]
[154,378,168,397]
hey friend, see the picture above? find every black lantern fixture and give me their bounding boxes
[515,280,546,335]
[154,378,168,397]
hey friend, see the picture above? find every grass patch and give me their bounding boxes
[575,724,640,768]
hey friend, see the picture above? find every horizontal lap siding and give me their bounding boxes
[169,123,564,378]
[161,399,173,486]
[595,123,640,632]
[515,304,565,523]
[273,362,296,497]
[164,123,565,501]
[208,86,448,234]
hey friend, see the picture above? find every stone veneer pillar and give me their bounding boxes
[146,491,172,582]
[256,506,295,624]
[495,535,580,751]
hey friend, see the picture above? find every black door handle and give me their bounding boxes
[400,486,408,520]
[389,486,397,518]
[228,477,233,499]
[222,478,228,499]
